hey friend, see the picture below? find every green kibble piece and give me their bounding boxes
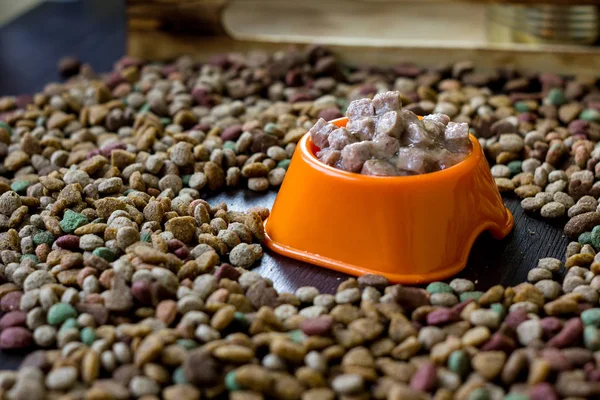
[182,175,191,186]
[139,103,151,114]
[177,339,198,350]
[33,231,55,246]
[514,101,529,112]
[264,122,280,136]
[591,226,600,250]
[59,210,88,233]
[579,231,593,246]
[123,189,134,196]
[460,291,483,302]
[234,312,248,325]
[93,247,116,262]
[426,282,453,294]
[47,303,78,326]
[20,254,38,263]
[580,109,600,123]
[507,160,522,176]
[60,318,79,331]
[36,117,46,127]
[490,303,506,318]
[160,117,172,126]
[504,394,529,400]
[0,121,12,135]
[288,329,305,343]
[173,367,187,384]
[223,141,237,151]
[277,159,291,170]
[579,308,600,328]
[584,326,600,350]
[468,388,490,400]
[10,180,29,193]
[546,88,566,106]
[80,327,96,345]
[225,371,241,391]
[582,308,600,327]
[141,232,152,243]
[448,350,469,376]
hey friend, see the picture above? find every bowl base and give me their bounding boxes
[263,207,514,284]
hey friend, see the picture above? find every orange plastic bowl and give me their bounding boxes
[264,117,514,284]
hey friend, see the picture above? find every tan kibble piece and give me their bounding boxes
[213,345,255,363]
[472,351,506,380]
[461,326,491,347]
[392,336,421,360]
[95,198,127,220]
[4,151,29,171]
[528,359,551,384]
[565,253,594,268]
[242,162,270,178]
[512,283,545,307]
[165,216,196,243]
[47,111,75,129]
[81,350,100,384]
[478,285,504,306]
[134,335,164,367]
[544,295,580,315]
[132,245,168,264]
[211,305,235,330]
[79,155,108,175]
[270,339,307,363]
[430,336,461,364]
[162,385,201,400]
[235,365,273,392]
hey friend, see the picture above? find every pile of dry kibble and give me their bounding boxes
[1,47,600,399]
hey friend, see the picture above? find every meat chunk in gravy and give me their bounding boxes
[309,118,336,149]
[317,148,342,166]
[400,110,436,147]
[372,136,400,159]
[361,160,399,176]
[444,122,472,154]
[372,91,402,115]
[396,147,437,174]
[310,90,472,176]
[347,117,376,140]
[328,127,358,150]
[339,141,372,172]
[375,111,404,140]
[346,98,375,120]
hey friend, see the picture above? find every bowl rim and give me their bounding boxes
[302,117,482,184]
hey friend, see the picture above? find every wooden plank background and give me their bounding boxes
[127,0,600,74]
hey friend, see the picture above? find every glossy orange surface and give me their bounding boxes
[264,117,514,284]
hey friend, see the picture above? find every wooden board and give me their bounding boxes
[127,0,600,74]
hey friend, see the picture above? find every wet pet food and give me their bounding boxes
[309,91,473,176]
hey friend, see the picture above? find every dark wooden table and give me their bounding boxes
[0,0,570,369]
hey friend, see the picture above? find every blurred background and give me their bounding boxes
[0,0,42,26]
[1,0,600,96]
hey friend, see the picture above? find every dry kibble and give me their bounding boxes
[248,177,269,191]
[528,268,552,282]
[0,46,599,400]
[540,201,566,218]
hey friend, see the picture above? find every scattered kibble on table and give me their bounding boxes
[0,47,600,398]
